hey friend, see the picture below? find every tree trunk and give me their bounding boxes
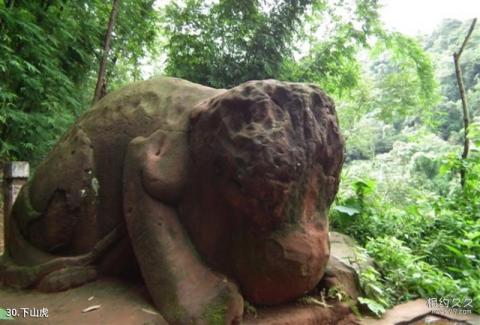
[453,18,477,189]
[92,0,121,105]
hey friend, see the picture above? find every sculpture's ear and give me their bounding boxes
[125,129,188,204]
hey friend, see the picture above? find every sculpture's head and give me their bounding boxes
[181,80,344,305]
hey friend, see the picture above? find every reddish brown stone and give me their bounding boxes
[182,80,344,305]
[1,78,344,323]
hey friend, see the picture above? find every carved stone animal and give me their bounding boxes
[0,77,344,324]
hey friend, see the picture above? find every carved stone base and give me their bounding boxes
[0,277,360,325]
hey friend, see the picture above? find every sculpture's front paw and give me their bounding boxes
[195,279,244,325]
[163,276,243,325]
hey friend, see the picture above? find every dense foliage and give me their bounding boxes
[332,19,480,315]
[161,0,385,95]
[0,0,157,163]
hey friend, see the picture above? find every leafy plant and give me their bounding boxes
[0,1,158,164]
[0,308,13,320]
[333,147,480,314]
[160,0,385,95]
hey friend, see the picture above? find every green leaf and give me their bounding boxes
[443,244,463,257]
[358,297,386,317]
[0,308,13,320]
[333,205,360,216]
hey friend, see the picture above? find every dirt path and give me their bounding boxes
[0,278,167,324]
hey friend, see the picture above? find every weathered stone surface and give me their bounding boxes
[183,81,344,306]
[320,232,371,302]
[2,162,30,256]
[3,161,29,179]
[0,77,344,324]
